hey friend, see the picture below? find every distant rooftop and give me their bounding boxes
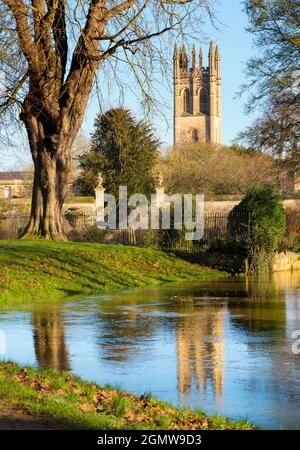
[0,171,29,181]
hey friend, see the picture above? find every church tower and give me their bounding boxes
[173,41,222,146]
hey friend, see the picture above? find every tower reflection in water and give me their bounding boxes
[177,305,224,401]
[32,304,70,371]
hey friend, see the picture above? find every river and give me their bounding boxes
[1,271,300,429]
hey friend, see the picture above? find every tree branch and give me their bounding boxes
[50,0,68,85]
[107,0,138,19]
[97,26,175,62]
[3,0,40,72]
[0,71,28,113]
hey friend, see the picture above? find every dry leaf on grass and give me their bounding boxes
[79,403,94,413]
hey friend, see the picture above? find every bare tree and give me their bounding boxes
[0,0,214,240]
[237,1,299,172]
[237,93,300,165]
[241,0,300,110]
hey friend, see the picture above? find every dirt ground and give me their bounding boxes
[0,400,68,430]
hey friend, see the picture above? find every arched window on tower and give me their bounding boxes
[182,88,190,114]
[200,88,208,114]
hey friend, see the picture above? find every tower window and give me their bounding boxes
[182,88,190,113]
[200,88,208,114]
[192,129,199,142]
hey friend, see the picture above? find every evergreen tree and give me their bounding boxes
[76,108,159,199]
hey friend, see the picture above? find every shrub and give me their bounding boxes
[229,185,286,272]
[157,143,277,195]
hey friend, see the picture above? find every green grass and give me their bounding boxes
[0,240,225,304]
[64,196,95,204]
[0,362,257,430]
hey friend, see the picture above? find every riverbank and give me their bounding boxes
[0,240,225,304]
[0,362,256,430]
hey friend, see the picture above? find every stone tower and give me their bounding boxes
[173,41,222,146]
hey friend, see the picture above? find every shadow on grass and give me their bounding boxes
[0,401,79,430]
[0,242,188,297]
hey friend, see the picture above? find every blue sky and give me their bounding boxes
[81,0,257,148]
[2,0,258,169]
[210,0,257,145]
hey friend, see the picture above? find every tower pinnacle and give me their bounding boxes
[199,47,203,69]
[209,40,215,73]
[215,44,221,78]
[192,44,196,69]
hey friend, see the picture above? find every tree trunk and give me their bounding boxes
[20,113,72,241]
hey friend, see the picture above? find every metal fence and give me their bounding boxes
[0,211,250,253]
[0,215,29,240]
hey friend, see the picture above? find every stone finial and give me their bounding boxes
[174,43,178,58]
[174,43,180,76]
[96,172,104,189]
[155,173,165,207]
[156,172,164,187]
[192,44,196,69]
[95,172,105,227]
[215,44,221,79]
[209,40,215,74]
[180,45,188,69]
[199,47,203,69]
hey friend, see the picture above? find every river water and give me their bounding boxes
[1,272,300,429]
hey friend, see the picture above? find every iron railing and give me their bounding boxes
[0,211,250,253]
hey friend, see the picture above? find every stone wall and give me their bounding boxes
[282,199,300,210]
[273,252,300,272]
[204,199,300,214]
[204,200,239,213]
[0,183,29,199]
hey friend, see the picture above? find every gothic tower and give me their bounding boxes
[173,41,222,146]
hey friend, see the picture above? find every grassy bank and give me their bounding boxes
[0,240,225,304]
[176,251,246,274]
[0,362,256,430]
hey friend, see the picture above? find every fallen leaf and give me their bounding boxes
[79,403,94,413]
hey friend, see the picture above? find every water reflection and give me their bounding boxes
[94,293,159,362]
[32,304,70,371]
[177,306,224,400]
[1,271,300,429]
